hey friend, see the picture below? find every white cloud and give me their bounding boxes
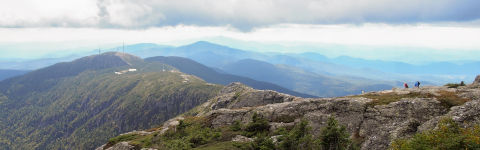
[1,0,479,61]
[0,0,98,27]
[0,0,479,29]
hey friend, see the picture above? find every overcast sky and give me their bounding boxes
[1,0,480,62]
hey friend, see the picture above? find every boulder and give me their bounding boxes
[359,98,447,150]
[96,142,135,150]
[448,99,480,127]
[474,75,480,84]
[210,82,298,110]
[232,135,254,142]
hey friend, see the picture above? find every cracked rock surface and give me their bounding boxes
[100,80,480,150]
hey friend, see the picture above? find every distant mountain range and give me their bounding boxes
[140,48,393,97]
[2,41,478,96]
[327,55,480,75]
[145,56,315,97]
[135,41,259,68]
[0,55,82,70]
[130,41,478,84]
[220,59,393,97]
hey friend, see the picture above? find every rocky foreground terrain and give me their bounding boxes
[98,75,480,150]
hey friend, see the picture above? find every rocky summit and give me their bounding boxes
[98,78,480,150]
[475,75,480,85]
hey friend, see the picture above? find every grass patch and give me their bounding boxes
[105,133,141,149]
[155,116,222,149]
[356,91,470,108]
[130,134,154,148]
[436,91,471,108]
[357,92,433,107]
[145,127,162,132]
[192,141,249,150]
[445,81,466,88]
[445,83,462,88]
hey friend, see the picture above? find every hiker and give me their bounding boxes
[415,81,420,88]
[460,81,465,86]
[404,82,409,88]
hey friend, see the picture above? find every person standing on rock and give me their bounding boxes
[404,82,409,88]
[415,81,420,88]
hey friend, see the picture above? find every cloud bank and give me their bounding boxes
[1,0,479,30]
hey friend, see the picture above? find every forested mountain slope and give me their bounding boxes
[0,52,222,149]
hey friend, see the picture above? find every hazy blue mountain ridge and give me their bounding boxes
[122,41,477,84]
[221,59,393,97]
[0,69,29,81]
[145,56,315,97]
[2,41,476,88]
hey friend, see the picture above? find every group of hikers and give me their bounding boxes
[404,81,421,88]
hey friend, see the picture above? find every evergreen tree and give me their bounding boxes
[244,112,270,137]
[279,119,315,150]
[319,116,352,150]
[391,118,480,150]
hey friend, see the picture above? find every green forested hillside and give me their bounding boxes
[0,53,222,149]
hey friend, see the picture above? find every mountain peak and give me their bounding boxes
[96,51,138,59]
[221,82,250,94]
[191,41,215,45]
[96,52,143,66]
[101,51,125,56]
[78,52,143,68]
[7,52,144,83]
[185,41,228,49]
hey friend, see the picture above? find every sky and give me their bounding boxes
[1,0,480,63]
